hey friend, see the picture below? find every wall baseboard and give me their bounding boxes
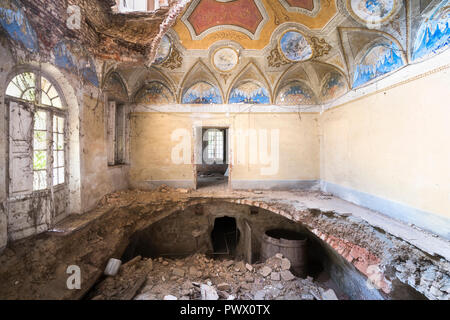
[231,180,320,190]
[320,181,450,240]
[132,180,196,189]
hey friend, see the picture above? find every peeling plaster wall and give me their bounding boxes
[320,66,450,238]
[0,39,13,250]
[129,112,320,189]
[80,91,129,212]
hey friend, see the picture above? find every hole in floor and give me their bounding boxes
[90,202,426,300]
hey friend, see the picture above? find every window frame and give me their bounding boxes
[5,70,68,195]
[206,129,225,164]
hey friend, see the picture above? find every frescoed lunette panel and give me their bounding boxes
[182,81,223,104]
[412,0,450,61]
[353,41,404,88]
[229,81,270,104]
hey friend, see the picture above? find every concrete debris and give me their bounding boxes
[201,284,219,300]
[172,268,185,277]
[280,270,295,281]
[88,253,340,300]
[271,272,281,281]
[260,266,272,277]
[281,258,291,271]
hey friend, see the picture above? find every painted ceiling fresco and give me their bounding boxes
[229,81,270,104]
[276,81,317,105]
[182,81,223,104]
[0,0,37,52]
[353,41,405,88]
[128,0,446,106]
[53,41,99,87]
[135,81,174,105]
[285,0,315,11]
[412,0,450,61]
[186,0,264,37]
[2,0,448,107]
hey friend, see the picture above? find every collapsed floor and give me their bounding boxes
[88,254,344,301]
[0,187,449,300]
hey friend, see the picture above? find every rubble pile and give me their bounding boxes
[90,253,339,300]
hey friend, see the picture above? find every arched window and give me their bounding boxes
[6,71,67,193]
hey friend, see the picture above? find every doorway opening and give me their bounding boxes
[196,127,229,190]
[211,216,240,259]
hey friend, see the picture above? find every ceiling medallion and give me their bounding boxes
[347,0,398,25]
[269,31,331,68]
[161,46,183,70]
[212,47,240,73]
[278,30,314,62]
[153,35,172,65]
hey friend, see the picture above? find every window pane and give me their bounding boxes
[34,171,47,191]
[57,134,64,150]
[47,85,59,99]
[52,97,62,109]
[58,151,64,167]
[41,76,52,93]
[34,131,47,150]
[34,111,47,130]
[53,168,58,186]
[57,117,64,133]
[53,151,58,168]
[58,167,65,184]
[5,82,22,98]
[41,92,52,106]
[22,88,36,101]
[33,150,47,170]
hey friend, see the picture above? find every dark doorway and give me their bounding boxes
[211,217,240,258]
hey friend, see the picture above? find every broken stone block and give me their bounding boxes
[189,266,198,276]
[201,284,219,300]
[245,263,253,272]
[223,260,234,268]
[280,270,295,281]
[260,266,272,277]
[271,272,281,281]
[172,268,185,277]
[321,289,338,300]
[281,258,291,271]
[275,253,283,259]
[235,261,245,272]
[104,258,122,276]
[254,290,266,300]
[245,275,255,283]
[164,295,178,300]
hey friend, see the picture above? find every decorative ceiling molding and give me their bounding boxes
[161,46,183,70]
[181,0,269,40]
[278,0,322,17]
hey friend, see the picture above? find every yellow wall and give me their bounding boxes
[320,67,450,219]
[129,112,320,188]
[80,94,129,210]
